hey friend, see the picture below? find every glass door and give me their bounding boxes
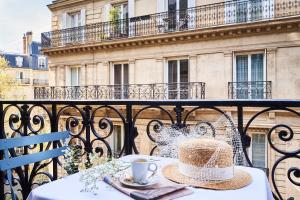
[68,12,81,43]
[168,0,188,31]
[168,0,177,30]
[179,0,188,30]
[114,64,129,99]
[168,59,189,99]
[113,3,129,37]
[236,53,264,99]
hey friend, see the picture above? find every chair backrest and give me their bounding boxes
[0,131,70,200]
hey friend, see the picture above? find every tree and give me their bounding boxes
[0,56,16,99]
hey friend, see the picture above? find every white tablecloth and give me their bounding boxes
[27,155,274,200]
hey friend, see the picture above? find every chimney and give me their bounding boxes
[23,31,33,55]
[23,34,27,54]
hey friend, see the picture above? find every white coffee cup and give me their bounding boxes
[131,158,158,184]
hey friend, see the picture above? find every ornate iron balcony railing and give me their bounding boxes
[228,81,272,99]
[0,100,299,200]
[34,82,205,100]
[41,0,300,48]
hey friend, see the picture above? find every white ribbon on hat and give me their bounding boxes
[178,162,234,181]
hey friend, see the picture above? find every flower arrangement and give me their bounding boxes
[62,145,82,175]
[79,158,130,194]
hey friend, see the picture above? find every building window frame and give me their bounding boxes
[164,57,189,99]
[233,50,267,99]
[70,67,80,86]
[110,62,129,99]
[248,132,268,169]
[108,124,124,158]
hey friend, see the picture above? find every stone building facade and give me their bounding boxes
[40,0,300,198]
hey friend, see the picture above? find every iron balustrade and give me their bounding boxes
[33,79,49,86]
[228,81,272,99]
[16,78,30,85]
[41,0,300,48]
[33,82,206,100]
[0,100,299,200]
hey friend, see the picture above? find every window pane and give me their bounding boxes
[180,0,188,10]
[236,55,248,99]
[113,125,123,157]
[71,68,78,86]
[236,55,248,82]
[252,134,266,168]
[114,64,122,85]
[251,54,264,82]
[123,64,129,85]
[168,60,177,83]
[180,59,188,83]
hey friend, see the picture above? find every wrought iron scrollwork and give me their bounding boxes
[244,107,300,200]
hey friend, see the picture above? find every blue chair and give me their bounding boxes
[0,131,70,200]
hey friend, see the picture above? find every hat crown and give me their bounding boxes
[179,138,233,168]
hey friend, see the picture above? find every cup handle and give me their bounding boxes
[148,163,158,173]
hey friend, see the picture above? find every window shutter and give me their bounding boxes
[61,13,67,29]
[65,66,71,86]
[80,9,86,26]
[103,4,111,22]
[157,0,167,13]
[128,0,135,18]
[80,9,86,42]
[188,0,196,29]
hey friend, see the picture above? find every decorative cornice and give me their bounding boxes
[48,0,94,11]
[43,17,300,56]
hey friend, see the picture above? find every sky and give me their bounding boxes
[0,0,53,53]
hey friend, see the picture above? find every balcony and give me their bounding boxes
[16,78,30,85]
[33,79,49,86]
[0,100,300,200]
[228,81,272,99]
[33,82,206,100]
[42,0,300,49]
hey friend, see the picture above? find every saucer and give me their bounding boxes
[119,174,159,188]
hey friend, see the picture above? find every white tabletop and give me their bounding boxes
[27,155,274,200]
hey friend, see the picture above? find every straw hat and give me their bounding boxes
[162,138,252,190]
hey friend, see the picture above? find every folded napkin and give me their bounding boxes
[103,176,193,200]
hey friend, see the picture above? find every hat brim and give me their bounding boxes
[162,164,252,190]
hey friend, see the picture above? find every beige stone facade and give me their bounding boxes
[4,67,49,100]
[42,0,300,198]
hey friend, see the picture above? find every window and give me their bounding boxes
[113,63,129,99]
[16,71,23,79]
[250,133,267,168]
[234,52,265,99]
[70,67,80,86]
[167,59,189,99]
[68,12,81,28]
[38,56,46,68]
[15,56,23,67]
[108,125,124,158]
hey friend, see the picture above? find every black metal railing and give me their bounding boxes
[33,82,205,100]
[0,100,299,200]
[228,81,272,99]
[42,0,300,48]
